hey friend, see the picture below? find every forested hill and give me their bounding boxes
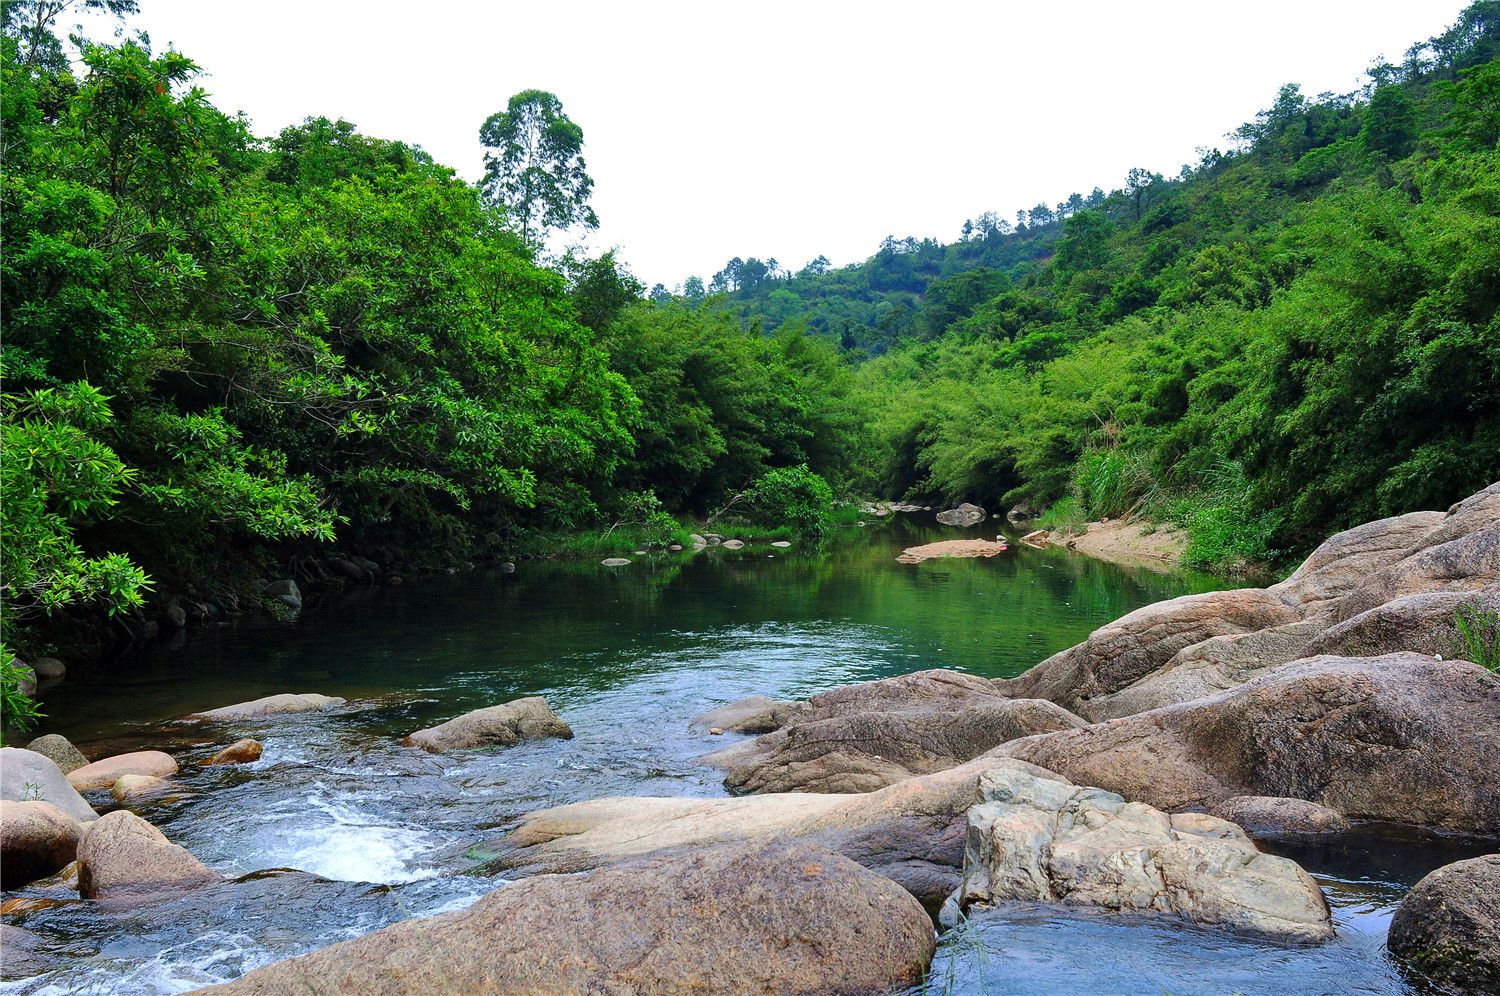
[689,2,1499,566]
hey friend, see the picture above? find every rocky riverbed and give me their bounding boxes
[2,484,1496,993]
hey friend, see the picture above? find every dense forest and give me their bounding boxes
[3,0,1498,675]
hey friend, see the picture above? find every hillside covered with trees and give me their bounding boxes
[3,0,1498,668]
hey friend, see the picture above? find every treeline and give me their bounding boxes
[0,5,860,659]
[701,2,1500,567]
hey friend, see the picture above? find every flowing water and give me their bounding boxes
[3,517,1486,994]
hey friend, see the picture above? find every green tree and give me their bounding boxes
[479,89,598,247]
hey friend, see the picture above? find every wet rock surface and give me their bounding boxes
[0,800,83,889]
[77,810,222,900]
[1388,853,1500,993]
[194,840,936,996]
[190,692,346,721]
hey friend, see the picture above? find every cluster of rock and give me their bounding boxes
[936,502,986,527]
[487,482,1499,990]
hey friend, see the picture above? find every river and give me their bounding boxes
[3,516,1485,994]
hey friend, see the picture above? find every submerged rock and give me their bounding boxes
[67,750,178,792]
[951,768,1333,943]
[23,734,88,774]
[1001,654,1500,832]
[936,503,985,527]
[403,696,572,753]
[1388,853,1500,994]
[203,738,263,765]
[196,840,935,996]
[77,810,221,900]
[190,693,346,721]
[0,800,83,889]
[0,748,97,823]
[0,924,62,980]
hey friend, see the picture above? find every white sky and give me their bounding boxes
[80,1,1466,287]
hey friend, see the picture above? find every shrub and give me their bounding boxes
[0,648,43,744]
[743,465,835,541]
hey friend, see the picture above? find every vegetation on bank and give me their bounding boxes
[701,3,1500,570]
[2,1,1498,692]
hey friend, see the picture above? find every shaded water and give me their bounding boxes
[2,517,1480,993]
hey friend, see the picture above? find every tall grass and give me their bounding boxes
[1453,598,1500,671]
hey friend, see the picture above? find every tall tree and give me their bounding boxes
[479,89,598,247]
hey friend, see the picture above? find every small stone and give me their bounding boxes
[771,541,792,548]
[388,575,404,585]
[668,544,683,551]
[30,657,65,680]
[111,774,168,802]
[601,558,632,567]
[722,539,745,550]
[203,738,263,765]
[709,727,724,736]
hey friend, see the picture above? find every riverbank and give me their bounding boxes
[1020,517,1189,572]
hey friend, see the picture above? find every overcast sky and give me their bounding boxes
[85,1,1466,287]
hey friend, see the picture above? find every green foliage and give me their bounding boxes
[742,465,835,541]
[0,647,44,744]
[0,383,151,619]
[1453,599,1500,671]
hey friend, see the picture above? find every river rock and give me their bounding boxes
[600,557,631,566]
[111,773,169,802]
[690,695,810,734]
[77,810,221,900]
[191,692,346,721]
[195,839,934,995]
[771,540,792,548]
[936,503,985,526]
[204,738,263,765]
[67,750,179,792]
[722,539,745,549]
[951,768,1333,943]
[0,748,97,823]
[1209,796,1351,834]
[262,578,302,609]
[998,489,1499,722]
[1388,853,1500,993]
[0,924,61,979]
[29,657,65,680]
[721,699,1087,795]
[326,557,368,583]
[494,755,1066,913]
[24,734,88,774]
[403,696,572,753]
[0,800,83,888]
[1001,654,1500,832]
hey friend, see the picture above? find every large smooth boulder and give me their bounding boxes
[1271,510,1447,613]
[722,700,1085,795]
[194,840,936,996]
[23,734,88,774]
[1001,654,1500,833]
[190,693,345,721]
[0,800,83,888]
[1301,586,1499,660]
[1000,587,1301,720]
[403,696,572,753]
[953,768,1333,943]
[690,695,810,734]
[77,810,221,900]
[1209,796,1351,835]
[936,503,986,527]
[494,755,1066,913]
[67,750,178,791]
[1388,853,1500,993]
[0,748,97,823]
